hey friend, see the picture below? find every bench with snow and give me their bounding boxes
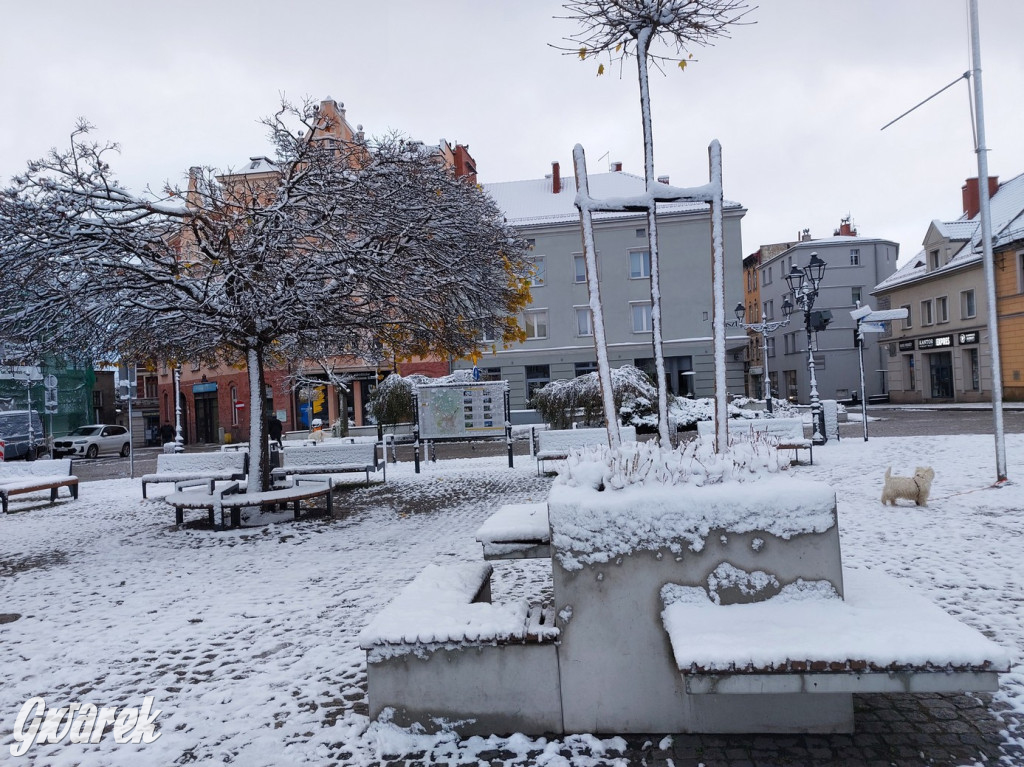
[475,502,550,560]
[164,476,334,529]
[141,451,248,498]
[0,459,79,514]
[272,442,383,486]
[358,561,561,734]
[534,425,637,474]
[661,567,1009,697]
[697,417,812,465]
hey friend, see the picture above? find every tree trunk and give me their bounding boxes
[247,346,270,492]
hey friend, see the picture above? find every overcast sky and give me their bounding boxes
[3,1,1023,270]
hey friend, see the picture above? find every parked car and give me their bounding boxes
[52,424,131,459]
[0,409,48,460]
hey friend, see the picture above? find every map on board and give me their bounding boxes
[415,382,507,440]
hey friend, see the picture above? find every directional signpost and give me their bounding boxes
[850,305,909,440]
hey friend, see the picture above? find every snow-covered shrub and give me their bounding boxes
[367,370,480,430]
[668,396,797,430]
[532,365,658,431]
[560,432,789,491]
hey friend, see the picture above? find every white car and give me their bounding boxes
[52,424,131,459]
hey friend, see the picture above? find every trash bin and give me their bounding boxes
[269,441,282,469]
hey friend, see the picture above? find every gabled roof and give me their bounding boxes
[483,170,743,227]
[874,171,1024,293]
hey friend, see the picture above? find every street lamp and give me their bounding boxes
[729,298,794,413]
[785,252,829,445]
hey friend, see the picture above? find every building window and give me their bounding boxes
[902,304,912,329]
[635,228,646,239]
[921,299,933,326]
[523,310,548,340]
[766,336,776,358]
[762,265,772,286]
[575,306,593,337]
[144,376,158,398]
[478,367,502,382]
[936,295,949,323]
[525,365,550,400]
[93,390,103,408]
[629,249,651,279]
[850,248,860,266]
[479,322,496,343]
[574,254,587,283]
[631,302,652,333]
[905,355,916,390]
[965,348,980,391]
[528,256,546,287]
[230,384,238,426]
[702,311,709,321]
[928,249,941,270]
[784,370,798,401]
[526,238,536,250]
[575,361,598,377]
[961,289,976,319]
[763,299,774,320]
[784,332,799,355]
[191,360,201,372]
[851,287,862,305]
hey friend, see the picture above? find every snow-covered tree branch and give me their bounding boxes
[0,98,532,490]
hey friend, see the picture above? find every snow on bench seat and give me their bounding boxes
[661,567,1010,695]
[0,459,79,514]
[141,451,248,498]
[697,417,812,464]
[535,426,637,474]
[165,478,333,528]
[475,502,550,560]
[273,443,383,486]
[358,562,556,660]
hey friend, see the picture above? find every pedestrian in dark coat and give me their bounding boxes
[268,415,284,448]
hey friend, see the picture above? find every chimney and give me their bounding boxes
[551,161,561,194]
[833,216,857,237]
[962,176,1000,219]
[657,174,670,185]
[611,161,623,172]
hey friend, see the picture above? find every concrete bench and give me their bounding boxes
[141,451,248,498]
[272,442,383,486]
[662,567,1009,696]
[534,425,637,474]
[358,561,560,734]
[0,459,79,514]
[697,417,812,465]
[475,502,550,560]
[164,477,333,528]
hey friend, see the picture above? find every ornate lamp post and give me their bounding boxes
[729,297,794,414]
[173,364,185,453]
[785,252,828,445]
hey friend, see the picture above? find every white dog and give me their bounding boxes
[881,466,935,507]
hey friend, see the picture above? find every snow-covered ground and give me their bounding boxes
[1,432,1022,765]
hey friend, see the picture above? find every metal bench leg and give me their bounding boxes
[230,506,242,529]
[71,483,79,500]
[50,487,59,503]
[175,507,184,525]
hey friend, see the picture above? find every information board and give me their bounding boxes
[415,381,507,440]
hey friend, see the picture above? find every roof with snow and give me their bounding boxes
[874,171,1024,293]
[484,170,743,227]
[232,156,279,175]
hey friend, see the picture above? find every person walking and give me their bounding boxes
[159,421,175,445]
[268,415,283,448]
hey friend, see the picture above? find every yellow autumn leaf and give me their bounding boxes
[678,60,687,71]
[615,42,622,53]
[597,63,605,76]
[578,47,587,60]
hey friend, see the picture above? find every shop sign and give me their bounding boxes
[898,340,915,351]
[192,382,218,393]
[958,331,980,345]
[918,335,953,350]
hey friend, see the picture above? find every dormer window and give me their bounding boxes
[928,249,941,270]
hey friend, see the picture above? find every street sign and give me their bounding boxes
[44,374,58,390]
[859,322,887,333]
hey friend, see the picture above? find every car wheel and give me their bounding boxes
[86,444,99,459]
[120,443,130,457]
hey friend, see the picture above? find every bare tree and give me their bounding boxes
[557,0,751,447]
[0,99,531,490]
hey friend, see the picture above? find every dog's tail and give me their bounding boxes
[884,467,891,480]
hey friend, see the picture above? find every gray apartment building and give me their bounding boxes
[455,162,748,410]
[756,221,899,405]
